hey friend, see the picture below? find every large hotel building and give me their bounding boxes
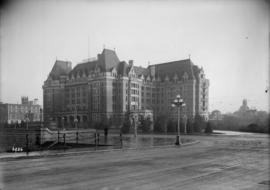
[43,49,209,128]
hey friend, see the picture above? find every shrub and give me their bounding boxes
[154,114,168,133]
[121,115,131,134]
[205,122,213,133]
[186,119,193,133]
[141,117,152,133]
[167,120,177,133]
[240,123,269,133]
[193,115,206,133]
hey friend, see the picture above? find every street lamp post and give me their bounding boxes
[171,94,186,145]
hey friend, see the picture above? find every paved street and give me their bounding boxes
[0,132,269,190]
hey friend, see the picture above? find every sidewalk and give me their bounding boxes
[0,138,200,160]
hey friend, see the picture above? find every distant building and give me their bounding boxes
[209,110,223,121]
[235,99,257,118]
[0,97,42,124]
[43,49,209,128]
[239,99,249,112]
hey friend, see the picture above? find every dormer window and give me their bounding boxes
[129,68,136,78]
[183,72,188,81]
[95,67,100,73]
[111,68,117,77]
[146,75,151,82]
[76,72,80,79]
[201,74,204,79]
[173,74,178,82]
[82,71,86,78]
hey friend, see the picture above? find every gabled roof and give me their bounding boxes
[133,66,149,76]
[98,49,120,71]
[117,61,129,76]
[69,60,98,77]
[47,50,203,82]
[152,59,195,80]
[48,60,72,80]
[68,49,121,77]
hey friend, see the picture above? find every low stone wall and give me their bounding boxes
[40,128,97,144]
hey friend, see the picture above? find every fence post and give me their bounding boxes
[97,133,100,145]
[95,132,97,148]
[26,134,29,155]
[63,133,66,146]
[120,133,123,148]
[76,131,79,144]
[35,134,40,145]
[58,130,60,143]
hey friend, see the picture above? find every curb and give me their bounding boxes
[0,140,200,161]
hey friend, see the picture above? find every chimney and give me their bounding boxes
[128,60,133,67]
[97,54,102,61]
[21,96,28,105]
[33,98,38,105]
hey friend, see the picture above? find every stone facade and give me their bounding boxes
[0,97,41,124]
[43,49,209,128]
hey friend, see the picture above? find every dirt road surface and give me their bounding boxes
[0,133,269,190]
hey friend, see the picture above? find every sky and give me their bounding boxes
[0,0,269,113]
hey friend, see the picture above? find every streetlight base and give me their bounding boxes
[175,135,181,146]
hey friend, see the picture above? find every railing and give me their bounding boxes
[41,128,97,148]
[0,125,124,154]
